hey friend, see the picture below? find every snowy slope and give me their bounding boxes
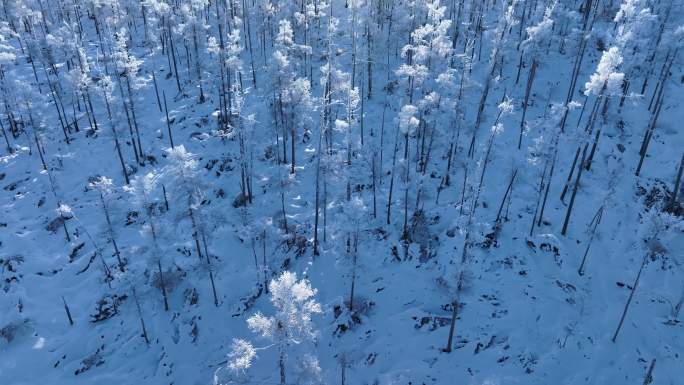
[1,0,683,384]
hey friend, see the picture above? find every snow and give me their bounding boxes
[1,0,683,385]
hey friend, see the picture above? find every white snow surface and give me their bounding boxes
[0,1,683,385]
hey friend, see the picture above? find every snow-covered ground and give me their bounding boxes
[1,0,682,384]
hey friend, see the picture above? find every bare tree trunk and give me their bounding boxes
[132,287,150,344]
[497,169,518,224]
[349,232,358,311]
[0,118,12,153]
[242,0,257,87]
[585,128,601,171]
[612,253,649,342]
[125,77,145,162]
[560,147,581,202]
[84,90,99,132]
[157,258,170,312]
[291,124,296,174]
[561,146,587,236]
[192,25,205,103]
[636,94,664,176]
[518,58,537,149]
[99,192,124,272]
[112,74,140,164]
[279,337,286,385]
[163,90,175,148]
[578,205,603,275]
[102,90,130,184]
[262,229,269,292]
[671,285,684,322]
[437,121,460,203]
[167,23,182,93]
[443,299,458,352]
[61,296,74,326]
[340,354,347,385]
[667,152,684,211]
[202,232,219,307]
[642,359,656,385]
[366,22,372,99]
[313,132,322,256]
[147,69,162,109]
[402,133,410,241]
[530,160,549,236]
[387,126,400,225]
[372,152,377,218]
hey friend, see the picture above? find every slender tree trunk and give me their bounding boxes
[100,193,124,272]
[642,359,656,385]
[290,124,296,174]
[157,259,170,312]
[0,118,12,153]
[163,90,175,148]
[372,152,377,218]
[167,24,182,93]
[497,169,518,224]
[61,296,74,326]
[115,75,140,164]
[578,206,603,275]
[202,232,219,307]
[349,232,358,311]
[279,337,286,385]
[443,299,458,352]
[612,253,649,342]
[313,140,322,255]
[636,96,664,176]
[518,58,537,149]
[132,287,150,344]
[125,77,145,161]
[387,126,400,225]
[560,147,581,202]
[561,146,587,235]
[162,185,170,211]
[667,152,684,210]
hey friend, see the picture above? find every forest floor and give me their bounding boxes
[1,1,683,384]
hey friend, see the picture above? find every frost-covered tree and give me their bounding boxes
[163,145,204,256]
[207,14,243,133]
[89,176,125,272]
[282,77,314,174]
[396,104,419,240]
[96,74,131,184]
[517,2,555,149]
[338,196,366,311]
[0,22,16,153]
[612,209,682,341]
[270,19,315,173]
[125,172,170,311]
[163,145,219,305]
[65,45,98,135]
[584,47,625,96]
[111,27,149,163]
[613,0,656,54]
[223,271,322,385]
[174,0,210,102]
[395,0,452,104]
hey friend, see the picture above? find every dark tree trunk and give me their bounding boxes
[443,299,458,353]
[163,90,175,148]
[561,146,587,236]
[62,296,74,326]
[612,253,648,342]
